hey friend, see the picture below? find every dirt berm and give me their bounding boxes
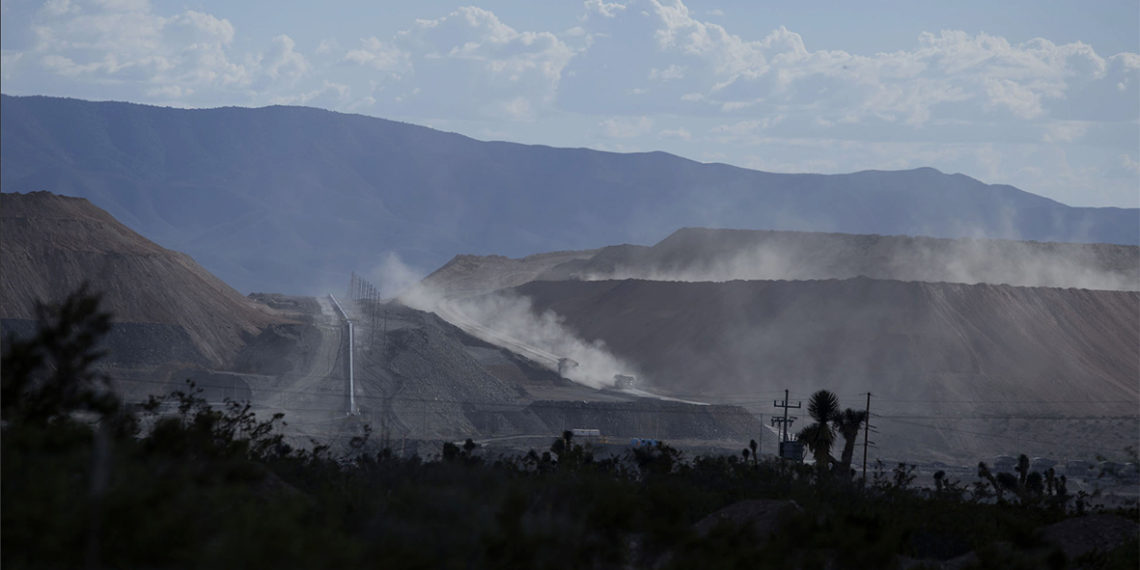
[510,277,1139,462]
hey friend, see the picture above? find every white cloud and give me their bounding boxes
[0,50,24,80]
[315,38,339,56]
[345,37,411,73]
[1121,154,1140,174]
[144,83,188,98]
[1108,52,1140,92]
[712,117,782,138]
[374,6,578,119]
[497,96,534,120]
[261,34,308,82]
[18,0,258,100]
[270,80,350,107]
[562,0,1128,130]
[599,115,653,138]
[658,126,691,140]
[407,7,573,84]
[719,98,760,112]
[648,63,684,80]
[95,0,149,11]
[42,0,77,16]
[583,0,627,19]
[1042,121,1088,143]
[169,10,235,45]
[1113,52,1140,70]
[984,78,1042,118]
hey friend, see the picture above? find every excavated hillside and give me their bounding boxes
[0,193,762,448]
[412,227,1139,461]
[235,296,765,449]
[420,228,1139,300]
[0,191,287,366]
[419,249,601,297]
[512,278,1139,399]
[544,228,1139,291]
[508,278,1139,462]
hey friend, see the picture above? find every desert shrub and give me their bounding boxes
[4,288,1122,568]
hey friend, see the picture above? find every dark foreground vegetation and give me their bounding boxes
[3,290,1137,569]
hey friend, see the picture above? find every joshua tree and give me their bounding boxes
[550,430,592,469]
[834,408,869,475]
[797,390,839,471]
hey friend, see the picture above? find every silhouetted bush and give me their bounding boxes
[4,288,1135,568]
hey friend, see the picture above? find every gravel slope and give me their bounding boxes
[1,191,287,366]
[511,277,1139,462]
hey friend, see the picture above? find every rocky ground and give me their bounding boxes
[415,228,1139,467]
[82,294,766,455]
[509,277,1138,464]
[1,192,289,367]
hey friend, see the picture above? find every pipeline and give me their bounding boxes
[328,294,357,415]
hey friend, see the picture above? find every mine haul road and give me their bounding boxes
[255,296,353,437]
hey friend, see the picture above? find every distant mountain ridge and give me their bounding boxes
[3,94,1136,294]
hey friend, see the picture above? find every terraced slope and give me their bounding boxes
[513,278,1138,400]
[425,228,1139,295]
[510,277,1139,461]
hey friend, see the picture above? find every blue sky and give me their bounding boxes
[2,0,1137,207]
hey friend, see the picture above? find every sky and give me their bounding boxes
[2,0,1138,208]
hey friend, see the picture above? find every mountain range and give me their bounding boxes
[4,94,1137,295]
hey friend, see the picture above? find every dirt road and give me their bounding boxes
[253,296,354,442]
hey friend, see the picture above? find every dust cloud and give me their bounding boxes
[566,231,1138,291]
[367,252,427,299]
[401,284,641,391]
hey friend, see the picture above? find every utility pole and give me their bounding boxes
[861,392,872,481]
[772,389,801,443]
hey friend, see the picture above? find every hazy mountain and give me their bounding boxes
[3,94,1137,295]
